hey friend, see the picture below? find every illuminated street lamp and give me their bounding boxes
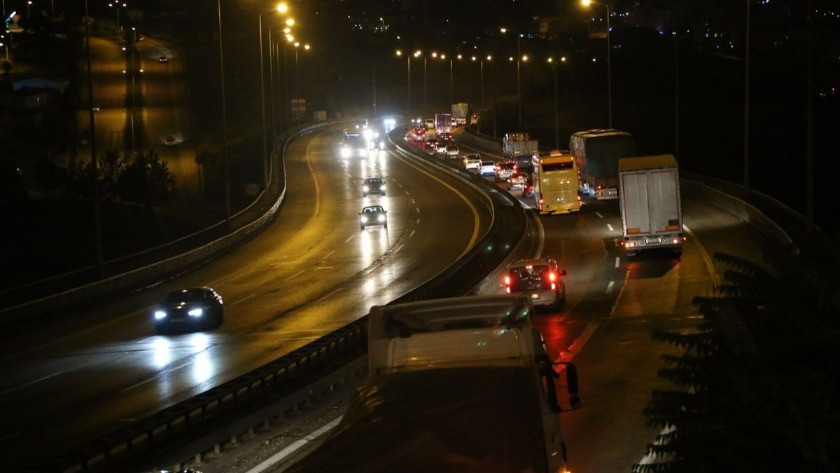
[581,0,612,128]
[108,2,126,29]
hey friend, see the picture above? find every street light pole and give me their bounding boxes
[582,0,612,128]
[517,34,522,130]
[216,0,230,226]
[396,50,410,113]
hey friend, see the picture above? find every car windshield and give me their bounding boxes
[163,289,205,303]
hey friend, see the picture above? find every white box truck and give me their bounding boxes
[618,154,684,256]
[283,295,581,473]
[451,102,469,125]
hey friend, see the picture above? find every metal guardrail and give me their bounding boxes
[28,126,528,473]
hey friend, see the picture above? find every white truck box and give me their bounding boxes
[618,154,684,256]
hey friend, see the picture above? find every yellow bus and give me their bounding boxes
[531,151,581,214]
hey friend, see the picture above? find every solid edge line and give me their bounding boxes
[249,415,343,473]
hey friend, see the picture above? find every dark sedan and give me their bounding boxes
[153,287,224,334]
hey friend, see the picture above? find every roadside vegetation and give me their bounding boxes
[634,236,840,473]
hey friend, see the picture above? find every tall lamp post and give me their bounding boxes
[396,49,410,113]
[108,2,126,29]
[548,56,566,150]
[581,0,612,128]
[258,3,288,188]
[216,0,230,225]
[413,50,426,116]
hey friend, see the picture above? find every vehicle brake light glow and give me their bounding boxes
[503,275,511,286]
[548,272,556,282]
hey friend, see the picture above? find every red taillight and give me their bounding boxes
[503,275,511,286]
[548,272,557,282]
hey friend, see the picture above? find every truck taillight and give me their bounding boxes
[503,275,511,286]
[548,272,557,282]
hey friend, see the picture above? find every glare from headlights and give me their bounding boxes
[380,184,386,190]
[378,215,386,222]
[188,308,204,317]
[154,310,168,320]
[361,216,368,223]
[363,185,370,192]
[341,147,351,158]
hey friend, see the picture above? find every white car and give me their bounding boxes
[463,153,481,170]
[479,161,497,176]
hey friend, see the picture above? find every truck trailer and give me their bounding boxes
[503,132,539,171]
[451,102,469,126]
[283,295,580,473]
[618,154,684,256]
[569,129,635,200]
[434,112,452,140]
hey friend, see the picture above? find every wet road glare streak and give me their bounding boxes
[0,372,62,397]
[606,280,615,294]
[615,257,620,268]
[283,270,305,282]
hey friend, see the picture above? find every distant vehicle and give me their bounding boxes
[503,258,566,310]
[463,153,482,170]
[341,133,367,158]
[362,177,386,197]
[618,155,684,257]
[425,138,439,152]
[507,172,528,190]
[570,129,635,199]
[359,205,388,230]
[424,118,434,129]
[412,126,426,142]
[158,55,169,63]
[434,113,452,139]
[434,142,448,156]
[91,105,101,112]
[495,161,517,181]
[531,151,581,214]
[479,161,497,176]
[522,179,535,198]
[164,135,177,146]
[445,144,459,158]
[153,287,224,334]
[502,132,539,171]
[451,103,469,126]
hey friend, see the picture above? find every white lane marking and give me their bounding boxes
[284,270,305,282]
[409,230,416,238]
[615,257,620,268]
[316,266,334,270]
[0,430,22,442]
[228,292,259,308]
[416,218,420,225]
[595,212,604,219]
[305,141,321,220]
[532,211,546,258]
[248,416,343,473]
[416,207,420,214]
[683,224,719,289]
[394,244,404,254]
[344,235,355,243]
[606,280,615,294]
[316,288,341,302]
[404,190,410,195]
[388,148,482,259]
[607,223,614,232]
[411,198,416,204]
[0,372,61,397]
[322,250,336,259]
[121,360,193,392]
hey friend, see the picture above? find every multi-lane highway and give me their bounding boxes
[0,124,493,471]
